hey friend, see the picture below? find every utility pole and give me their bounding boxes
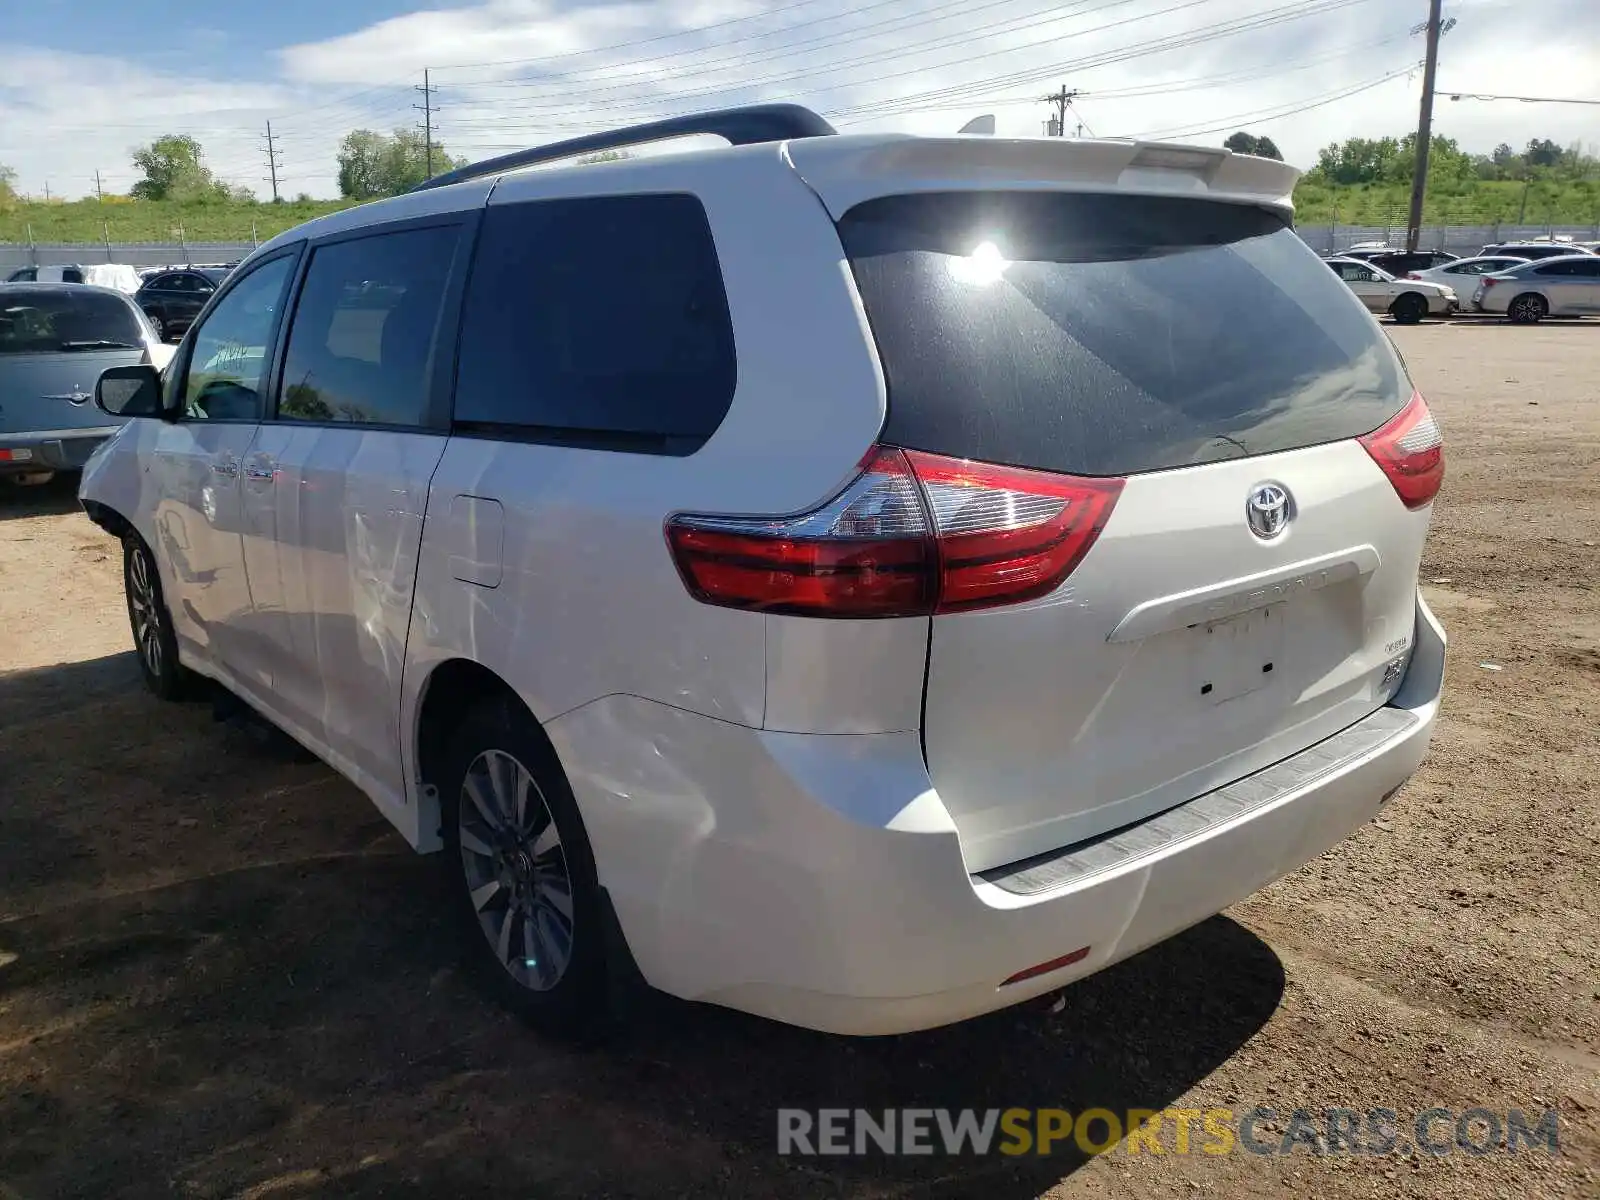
[262,121,282,203]
[1041,85,1080,137]
[94,170,104,202]
[415,69,439,177]
[1405,0,1445,251]
[43,181,50,202]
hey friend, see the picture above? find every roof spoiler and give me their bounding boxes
[410,103,837,193]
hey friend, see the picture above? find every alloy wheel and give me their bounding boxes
[127,546,163,677]
[457,748,576,991]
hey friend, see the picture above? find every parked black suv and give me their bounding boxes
[1360,250,1460,276]
[134,266,231,340]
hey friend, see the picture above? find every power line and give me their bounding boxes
[441,0,1161,119]
[443,0,1108,98]
[427,0,866,74]
[828,30,1411,123]
[1129,64,1415,140]
[441,0,1374,128]
[1441,90,1600,105]
[828,0,1383,124]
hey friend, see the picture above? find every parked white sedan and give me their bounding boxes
[1325,256,1457,324]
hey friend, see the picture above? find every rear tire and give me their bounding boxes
[1507,293,1547,325]
[438,700,609,1038]
[123,534,190,701]
[1390,293,1427,325]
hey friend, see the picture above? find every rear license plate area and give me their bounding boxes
[1192,605,1284,705]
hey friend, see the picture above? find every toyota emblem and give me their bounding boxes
[1246,483,1291,540]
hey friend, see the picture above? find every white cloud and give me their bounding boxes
[3,0,1597,202]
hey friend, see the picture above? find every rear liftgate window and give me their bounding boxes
[838,192,1411,477]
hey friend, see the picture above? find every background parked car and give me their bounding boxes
[6,264,143,294]
[1480,241,1597,261]
[0,283,168,484]
[1403,254,1530,288]
[1325,256,1457,323]
[1472,255,1600,323]
[135,266,230,340]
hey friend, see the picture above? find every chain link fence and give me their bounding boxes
[5,224,1599,277]
[1,242,258,273]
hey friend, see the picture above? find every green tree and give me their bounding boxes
[1223,133,1282,161]
[0,164,16,209]
[1525,138,1564,169]
[337,128,467,199]
[1310,136,1399,184]
[129,134,239,203]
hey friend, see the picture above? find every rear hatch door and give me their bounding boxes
[828,180,1432,873]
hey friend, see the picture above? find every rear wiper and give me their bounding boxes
[58,339,141,351]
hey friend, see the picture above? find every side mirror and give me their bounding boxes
[96,364,165,418]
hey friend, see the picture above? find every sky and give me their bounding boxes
[1,0,1596,200]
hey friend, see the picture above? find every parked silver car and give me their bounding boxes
[0,283,168,483]
[1402,254,1529,289]
[1472,255,1600,322]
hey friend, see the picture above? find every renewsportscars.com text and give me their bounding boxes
[776,1107,1560,1158]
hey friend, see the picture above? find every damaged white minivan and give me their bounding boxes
[80,105,1445,1036]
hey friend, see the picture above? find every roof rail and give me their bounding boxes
[411,103,836,193]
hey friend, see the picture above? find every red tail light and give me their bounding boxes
[1405,272,1423,280]
[665,448,1124,617]
[1360,391,1444,509]
[1481,278,1498,289]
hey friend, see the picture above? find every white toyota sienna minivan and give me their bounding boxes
[80,105,1446,1037]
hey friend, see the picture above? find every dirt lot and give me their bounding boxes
[1,322,1597,1200]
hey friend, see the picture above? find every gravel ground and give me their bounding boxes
[0,322,1596,1200]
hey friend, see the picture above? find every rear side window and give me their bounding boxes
[276,224,460,428]
[0,287,145,354]
[838,192,1410,478]
[454,193,735,453]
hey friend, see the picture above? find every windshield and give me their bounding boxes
[0,289,146,354]
[839,191,1410,478]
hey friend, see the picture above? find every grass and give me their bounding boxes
[0,197,356,245]
[3,178,1598,245]
[1285,178,1600,227]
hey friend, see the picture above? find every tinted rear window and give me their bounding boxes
[454,193,736,454]
[839,192,1410,477]
[0,288,145,355]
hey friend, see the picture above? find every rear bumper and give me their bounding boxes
[0,427,119,475]
[549,594,1446,1036]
